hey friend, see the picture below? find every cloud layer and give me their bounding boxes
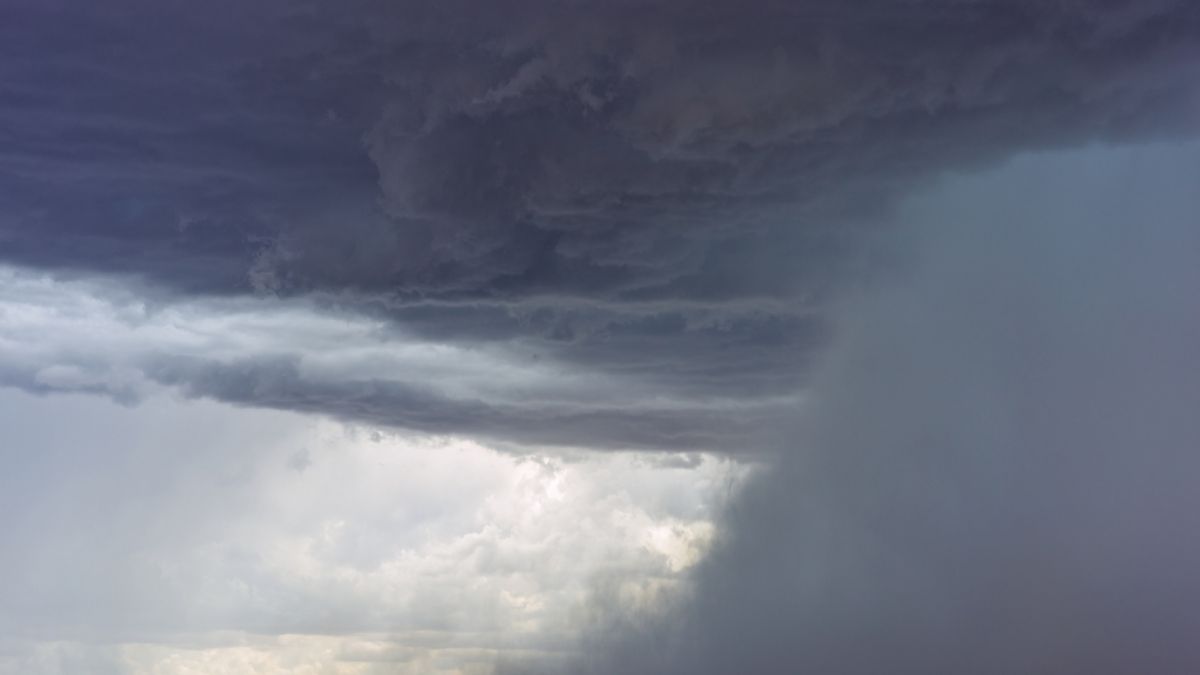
[4,4,1200,673]
[0,268,795,450]
[2,1,1198,445]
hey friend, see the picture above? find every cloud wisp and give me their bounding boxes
[0,388,740,673]
[0,269,796,451]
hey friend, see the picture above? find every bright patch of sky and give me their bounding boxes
[0,387,742,674]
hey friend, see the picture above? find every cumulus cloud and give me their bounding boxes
[0,388,741,673]
[565,142,1200,674]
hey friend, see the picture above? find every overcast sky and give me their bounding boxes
[2,1,1200,673]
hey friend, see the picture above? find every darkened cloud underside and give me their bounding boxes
[1,0,1198,447]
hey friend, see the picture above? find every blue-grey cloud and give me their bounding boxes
[0,269,797,451]
[5,4,1200,672]
[561,142,1200,674]
[3,1,1197,445]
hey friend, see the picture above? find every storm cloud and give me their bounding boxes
[3,2,1200,673]
[565,142,1200,674]
[2,0,1199,442]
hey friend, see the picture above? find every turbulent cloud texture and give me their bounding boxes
[2,0,1199,440]
[0,269,793,450]
[0,388,737,673]
[3,2,1200,673]
[10,0,1200,302]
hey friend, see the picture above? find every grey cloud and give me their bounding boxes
[360,298,829,400]
[7,0,1200,301]
[5,4,1200,672]
[273,0,1200,298]
[0,386,730,671]
[561,143,1200,674]
[0,0,372,292]
[0,272,792,451]
[1,1,1198,448]
[146,354,787,451]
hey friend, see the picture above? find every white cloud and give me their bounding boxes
[0,387,742,673]
[0,270,606,406]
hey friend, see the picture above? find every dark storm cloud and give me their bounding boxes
[6,0,1198,300]
[556,144,1200,674]
[146,353,788,451]
[357,296,828,399]
[0,0,374,291]
[5,4,1200,672]
[1,0,1198,446]
[265,0,1200,298]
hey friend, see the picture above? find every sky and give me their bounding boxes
[2,1,1200,673]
